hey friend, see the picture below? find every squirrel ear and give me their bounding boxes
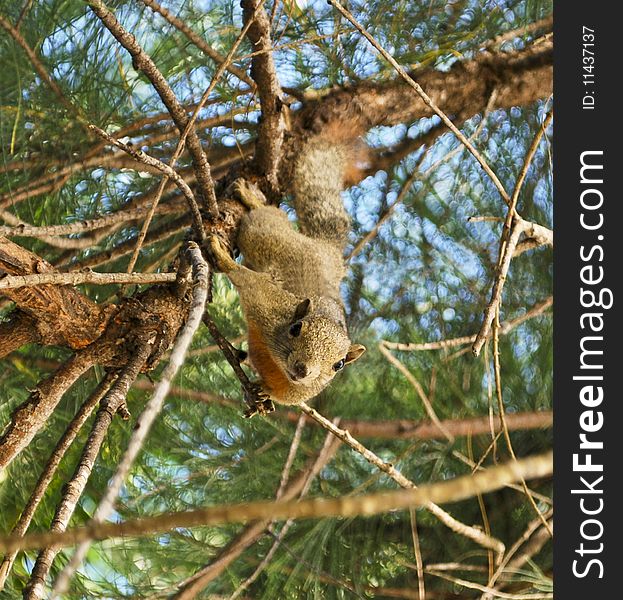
[345,344,366,365]
[292,298,311,322]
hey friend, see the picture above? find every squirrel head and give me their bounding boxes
[281,298,366,390]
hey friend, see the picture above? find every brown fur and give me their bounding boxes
[210,135,366,406]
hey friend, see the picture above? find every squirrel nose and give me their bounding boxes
[292,362,308,380]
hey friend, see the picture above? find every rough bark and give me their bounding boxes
[0,311,40,359]
[0,236,111,349]
[0,254,193,471]
[0,349,98,471]
[298,41,552,133]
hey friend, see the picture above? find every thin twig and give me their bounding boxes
[202,310,273,417]
[88,124,204,239]
[425,569,552,599]
[171,435,342,599]
[491,309,552,538]
[472,110,553,356]
[276,414,306,499]
[87,0,218,218]
[383,296,553,352]
[0,201,183,238]
[482,512,553,600]
[327,0,511,205]
[229,424,339,600]
[378,343,455,442]
[409,507,426,600]
[0,452,553,555]
[299,403,506,556]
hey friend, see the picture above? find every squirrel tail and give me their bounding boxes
[292,122,366,248]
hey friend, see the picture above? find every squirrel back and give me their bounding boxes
[210,132,366,406]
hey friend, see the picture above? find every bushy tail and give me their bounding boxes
[292,122,366,249]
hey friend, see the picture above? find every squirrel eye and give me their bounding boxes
[289,322,302,337]
[333,358,345,372]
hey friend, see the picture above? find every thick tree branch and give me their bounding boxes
[241,0,285,198]
[298,41,552,137]
[327,0,511,205]
[0,311,39,359]
[1,236,111,349]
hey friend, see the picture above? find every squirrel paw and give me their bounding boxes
[243,383,275,418]
[230,178,267,210]
[208,235,237,273]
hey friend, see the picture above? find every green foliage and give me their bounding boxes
[1,0,552,598]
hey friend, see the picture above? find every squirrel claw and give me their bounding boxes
[208,235,237,273]
[243,383,275,418]
[230,178,266,210]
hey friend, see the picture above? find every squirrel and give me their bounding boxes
[210,135,366,408]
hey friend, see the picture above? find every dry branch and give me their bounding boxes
[0,271,176,291]
[0,452,553,555]
[51,243,209,597]
[171,435,342,599]
[472,111,554,356]
[0,374,115,590]
[0,350,99,471]
[299,403,505,555]
[384,296,553,353]
[241,0,285,197]
[24,340,154,600]
[86,0,218,218]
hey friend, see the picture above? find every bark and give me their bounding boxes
[242,0,286,198]
[0,311,39,359]
[0,253,193,471]
[0,236,111,349]
[298,41,552,133]
[24,343,154,600]
[0,349,98,471]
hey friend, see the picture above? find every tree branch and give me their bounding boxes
[0,349,98,471]
[23,340,154,600]
[0,452,553,555]
[241,0,285,198]
[0,271,176,291]
[51,242,209,597]
[0,373,115,590]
